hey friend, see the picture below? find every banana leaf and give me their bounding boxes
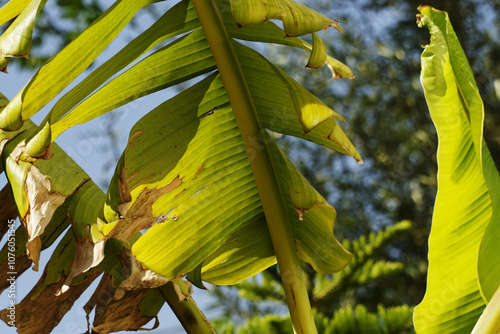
[414,6,500,333]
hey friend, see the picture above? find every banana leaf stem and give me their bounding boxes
[471,285,500,334]
[191,0,317,333]
[158,280,216,334]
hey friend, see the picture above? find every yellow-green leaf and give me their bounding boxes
[413,7,493,333]
[0,0,31,27]
[306,32,327,68]
[230,0,285,28]
[24,121,51,158]
[0,0,47,59]
[279,0,341,36]
[0,0,160,131]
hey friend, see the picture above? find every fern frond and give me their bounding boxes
[313,220,412,303]
[215,305,414,334]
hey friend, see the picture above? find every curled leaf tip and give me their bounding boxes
[326,58,355,80]
[416,14,429,28]
[0,95,23,131]
[230,0,286,28]
[25,122,53,159]
[305,32,327,69]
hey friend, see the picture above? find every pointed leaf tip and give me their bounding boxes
[186,262,207,290]
[326,56,354,80]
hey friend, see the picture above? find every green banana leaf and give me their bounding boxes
[0,0,31,26]
[15,0,354,154]
[49,27,358,159]
[46,0,201,138]
[50,27,216,139]
[229,0,285,28]
[218,0,353,79]
[0,96,178,332]
[414,6,500,333]
[1,120,89,270]
[0,0,360,332]
[0,0,165,131]
[47,1,354,142]
[229,0,341,36]
[0,0,40,71]
[0,0,47,59]
[100,68,352,284]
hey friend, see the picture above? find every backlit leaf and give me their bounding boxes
[413,7,496,333]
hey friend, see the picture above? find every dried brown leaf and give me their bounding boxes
[0,185,17,239]
[109,176,183,242]
[114,248,169,299]
[57,236,105,295]
[85,274,160,334]
[23,165,66,269]
[0,268,100,333]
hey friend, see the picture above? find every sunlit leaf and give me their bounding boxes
[47,0,200,133]
[201,216,276,285]
[278,0,341,36]
[100,71,351,284]
[235,42,360,160]
[229,0,285,28]
[413,7,496,333]
[0,116,89,270]
[306,32,327,68]
[223,6,353,79]
[50,27,216,139]
[0,0,162,131]
[0,0,31,27]
[229,0,340,36]
[0,0,47,61]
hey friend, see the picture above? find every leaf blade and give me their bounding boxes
[413,7,492,333]
[51,28,216,139]
[0,0,159,130]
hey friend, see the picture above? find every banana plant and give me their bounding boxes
[414,6,500,334]
[0,0,361,333]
